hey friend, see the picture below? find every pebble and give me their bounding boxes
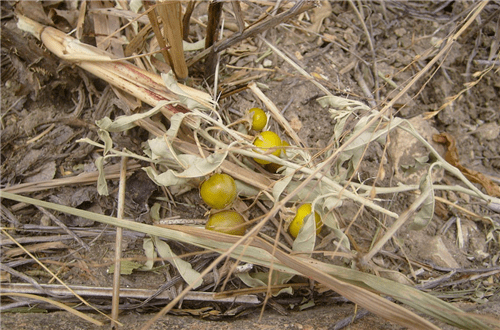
[263,59,273,68]
[475,122,500,140]
[394,28,406,37]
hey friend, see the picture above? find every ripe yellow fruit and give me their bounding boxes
[205,210,246,236]
[288,204,322,238]
[252,131,282,165]
[248,107,267,131]
[200,173,237,209]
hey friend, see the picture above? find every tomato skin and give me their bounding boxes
[288,204,322,238]
[252,131,282,165]
[200,174,237,209]
[248,107,267,131]
[205,210,246,236]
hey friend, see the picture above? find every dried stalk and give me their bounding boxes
[156,0,188,79]
[111,156,128,326]
[1,283,259,305]
[16,15,208,129]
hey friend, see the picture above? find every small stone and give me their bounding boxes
[262,59,273,68]
[422,236,460,268]
[395,28,406,37]
[475,122,500,141]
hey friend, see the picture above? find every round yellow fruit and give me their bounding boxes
[248,107,267,131]
[205,210,246,236]
[288,203,322,238]
[200,173,237,209]
[252,131,282,165]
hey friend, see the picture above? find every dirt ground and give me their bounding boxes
[1,1,500,329]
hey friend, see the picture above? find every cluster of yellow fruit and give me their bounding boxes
[200,173,246,236]
[248,108,289,173]
[201,108,322,239]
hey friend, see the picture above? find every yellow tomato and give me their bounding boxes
[252,131,282,165]
[288,204,322,238]
[200,173,237,209]
[205,210,246,236]
[248,107,267,131]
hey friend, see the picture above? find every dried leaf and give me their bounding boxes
[147,136,176,161]
[143,166,190,187]
[97,129,112,155]
[95,156,108,195]
[292,213,317,255]
[152,236,202,288]
[142,238,157,271]
[96,101,169,132]
[237,271,294,296]
[237,272,266,288]
[144,150,227,187]
[166,112,186,139]
[272,167,294,202]
[162,71,212,112]
[183,39,206,51]
[333,115,404,178]
[434,132,500,197]
[410,165,436,230]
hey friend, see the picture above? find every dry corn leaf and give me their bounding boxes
[1,191,490,330]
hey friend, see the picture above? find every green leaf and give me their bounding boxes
[107,260,144,275]
[152,236,202,288]
[150,203,161,221]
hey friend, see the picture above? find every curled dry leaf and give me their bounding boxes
[433,132,500,197]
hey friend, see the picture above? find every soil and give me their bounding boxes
[1,1,500,330]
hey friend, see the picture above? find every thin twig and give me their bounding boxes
[111,155,128,327]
